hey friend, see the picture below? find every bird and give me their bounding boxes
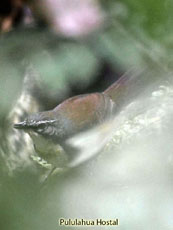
[14,92,115,167]
[13,70,139,174]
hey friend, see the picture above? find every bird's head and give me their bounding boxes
[13,110,64,141]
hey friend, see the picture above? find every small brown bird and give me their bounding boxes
[14,72,136,172]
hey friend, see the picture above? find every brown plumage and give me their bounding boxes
[13,72,134,169]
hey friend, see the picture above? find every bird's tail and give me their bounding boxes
[103,68,162,111]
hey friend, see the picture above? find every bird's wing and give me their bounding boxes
[66,120,114,168]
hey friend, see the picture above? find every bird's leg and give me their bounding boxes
[41,165,68,184]
[41,166,57,184]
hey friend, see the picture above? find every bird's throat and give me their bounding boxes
[28,130,68,167]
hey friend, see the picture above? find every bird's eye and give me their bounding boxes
[45,126,54,136]
[35,122,46,133]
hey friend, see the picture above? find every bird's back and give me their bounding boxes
[53,92,116,137]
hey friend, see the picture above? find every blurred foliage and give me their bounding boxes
[1,0,173,114]
[101,0,173,69]
[1,0,173,230]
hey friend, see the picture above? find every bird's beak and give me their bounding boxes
[13,121,28,129]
